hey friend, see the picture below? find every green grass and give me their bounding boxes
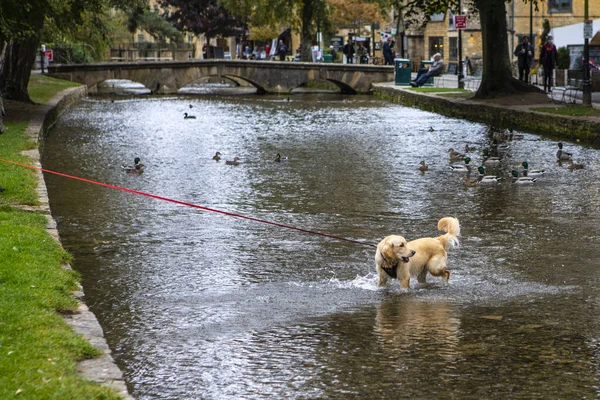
[0,122,40,206]
[0,74,124,399]
[530,105,600,117]
[406,87,470,93]
[28,74,80,104]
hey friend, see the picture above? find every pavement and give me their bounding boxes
[408,72,600,108]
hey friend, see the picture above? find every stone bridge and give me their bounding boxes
[47,60,394,94]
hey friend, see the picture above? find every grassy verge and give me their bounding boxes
[0,75,123,399]
[406,87,471,93]
[28,74,80,104]
[530,105,600,117]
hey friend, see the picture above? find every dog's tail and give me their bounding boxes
[436,217,460,250]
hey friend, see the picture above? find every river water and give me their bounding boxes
[42,93,600,399]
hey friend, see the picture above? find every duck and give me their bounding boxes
[476,166,501,183]
[464,144,476,153]
[184,112,196,119]
[212,151,222,161]
[508,133,524,141]
[122,157,144,174]
[418,160,429,172]
[449,157,472,172]
[275,153,288,162]
[482,149,501,166]
[225,156,241,166]
[511,170,536,184]
[463,177,479,187]
[567,160,584,170]
[521,161,545,177]
[556,142,573,161]
[491,139,510,151]
[448,148,466,162]
[428,126,435,132]
[189,104,193,109]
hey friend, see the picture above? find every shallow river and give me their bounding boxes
[42,93,600,399]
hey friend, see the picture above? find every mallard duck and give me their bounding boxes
[428,126,435,132]
[567,160,584,170]
[275,153,288,162]
[464,144,476,152]
[482,149,501,166]
[556,142,573,161]
[491,139,510,151]
[418,160,429,172]
[476,166,500,183]
[509,133,524,141]
[521,161,545,177]
[122,157,144,174]
[225,156,241,166]
[463,177,479,187]
[449,157,471,172]
[212,151,221,161]
[184,112,196,119]
[448,148,466,162]
[189,104,193,109]
[511,170,536,184]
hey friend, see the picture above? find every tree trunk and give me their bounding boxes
[300,0,316,62]
[0,37,40,103]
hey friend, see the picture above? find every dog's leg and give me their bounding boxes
[399,266,411,289]
[417,269,428,284]
[377,270,389,287]
[427,256,450,282]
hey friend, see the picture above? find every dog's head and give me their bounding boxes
[380,235,416,264]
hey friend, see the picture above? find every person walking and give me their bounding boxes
[383,37,395,65]
[343,40,355,64]
[514,36,533,83]
[540,35,558,93]
[277,40,288,61]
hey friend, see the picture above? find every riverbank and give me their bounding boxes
[373,82,600,144]
[0,76,131,399]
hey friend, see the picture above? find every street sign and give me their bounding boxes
[584,20,593,40]
[44,49,53,62]
[455,15,467,30]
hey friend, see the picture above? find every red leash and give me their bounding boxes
[0,158,377,248]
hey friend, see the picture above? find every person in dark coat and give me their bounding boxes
[343,41,355,64]
[514,36,534,82]
[540,35,558,93]
[383,37,395,65]
[277,40,288,61]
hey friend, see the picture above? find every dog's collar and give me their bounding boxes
[379,251,398,278]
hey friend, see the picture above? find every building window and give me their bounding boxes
[137,34,145,43]
[448,11,456,30]
[429,36,444,58]
[449,37,458,61]
[548,0,572,13]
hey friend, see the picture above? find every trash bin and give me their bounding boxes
[420,60,434,86]
[394,58,411,86]
[323,54,333,63]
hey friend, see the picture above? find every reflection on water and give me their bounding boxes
[42,94,600,399]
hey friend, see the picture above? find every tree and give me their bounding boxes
[394,0,541,99]
[0,0,145,102]
[159,0,245,47]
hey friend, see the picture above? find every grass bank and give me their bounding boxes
[0,75,123,399]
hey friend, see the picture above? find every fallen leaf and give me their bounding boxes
[16,389,22,395]
[480,315,503,321]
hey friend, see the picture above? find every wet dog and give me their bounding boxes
[376,217,460,288]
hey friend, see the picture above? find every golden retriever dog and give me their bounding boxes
[376,217,460,288]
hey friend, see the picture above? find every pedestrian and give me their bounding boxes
[410,53,445,87]
[540,35,558,93]
[514,36,533,83]
[265,43,271,59]
[277,40,288,61]
[329,45,337,62]
[356,42,368,64]
[343,40,355,64]
[383,36,395,65]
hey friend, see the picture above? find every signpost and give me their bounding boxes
[583,0,591,107]
[455,13,467,89]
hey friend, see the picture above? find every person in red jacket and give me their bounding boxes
[540,35,558,93]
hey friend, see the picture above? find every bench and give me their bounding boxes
[551,79,582,104]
